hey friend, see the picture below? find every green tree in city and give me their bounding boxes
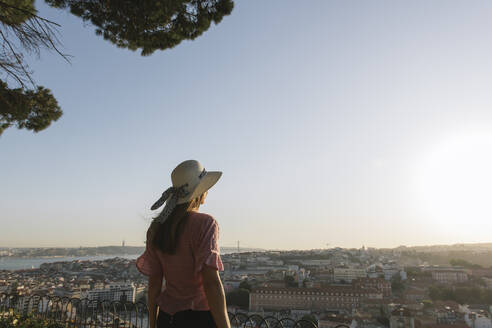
[391,274,405,295]
[449,259,483,269]
[284,275,298,288]
[225,288,249,308]
[9,281,19,295]
[0,0,234,136]
[376,306,390,327]
[376,316,390,327]
[428,285,492,304]
[239,279,252,291]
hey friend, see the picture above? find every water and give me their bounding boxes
[0,254,139,271]
[0,248,245,271]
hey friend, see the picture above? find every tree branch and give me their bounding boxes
[0,1,61,27]
[0,0,70,88]
[0,28,34,87]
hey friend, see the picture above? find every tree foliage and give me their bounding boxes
[45,0,234,56]
[376,316,390,327]
[450,258,483,269]
[0,0,66,136]
[0,81,61,134]
[429,285,492,304]
[0,0,234,136]
[391,274,405,295]
[0,0,65,85]
[406,267,432,279]
[226,288,249,308]
[239,279,252,291]
[1,0,35,25]
[284,275,298,288]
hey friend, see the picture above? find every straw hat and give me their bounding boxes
[170,160,222,204]
[150,160,222,223]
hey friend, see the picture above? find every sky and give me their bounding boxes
[1,0,492,250]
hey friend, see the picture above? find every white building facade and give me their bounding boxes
[81,282,136,303]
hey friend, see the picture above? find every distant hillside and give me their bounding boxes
[395,243,492,268]
[7,246,145,257]
[2,246,264,258]
[395,242,492,252]
[221,247,264,254]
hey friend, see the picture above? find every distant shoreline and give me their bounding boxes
[0,246,264,259]
[0,254,140,271]
[2,242,492,251]
[0,254,137,259]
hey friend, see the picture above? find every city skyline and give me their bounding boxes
[2,0,492,249]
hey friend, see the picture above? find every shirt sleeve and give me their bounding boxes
[136,230,163,278]
[193,216,224,273]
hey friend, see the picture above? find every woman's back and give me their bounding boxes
[138,160,229,328]
[136,211,223,315]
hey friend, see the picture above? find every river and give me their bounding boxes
[0,254,139,271]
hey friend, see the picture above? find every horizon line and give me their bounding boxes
[2,241,492,251]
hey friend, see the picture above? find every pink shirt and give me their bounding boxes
[136,212,223,315]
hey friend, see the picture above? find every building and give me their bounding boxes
[367,264,384,279]
[461,306,492,328]
[464,313,492,328]
[299,260,333,268]
[429,269,468,284]
[81,283,136,303]
[249,286,382,311]
[352,277,392,298]
[333,268,367,283]
[383,262,404,281]
[53,288,81,299]
[482,277,492,290]
[404,288,427,302]
[429,301,463,325]
[390,307,415,328]
[313,269,333,281]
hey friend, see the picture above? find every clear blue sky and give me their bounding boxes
[2,0,492,249]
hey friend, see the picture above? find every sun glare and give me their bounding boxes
[415,133,492,235]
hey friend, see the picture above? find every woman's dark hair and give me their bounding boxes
[148,196,202,254]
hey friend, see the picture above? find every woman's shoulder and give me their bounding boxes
[190,212,217,225]
[188,212,218,229]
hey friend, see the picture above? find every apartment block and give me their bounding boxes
[249,286,381,311]
[81,282,136,303]
[430,269,468,284]
[333,268,367,283]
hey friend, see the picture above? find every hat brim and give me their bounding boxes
[177,171,222,204]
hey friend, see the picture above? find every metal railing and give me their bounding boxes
[0,293,350,327]
[0,293,146,327]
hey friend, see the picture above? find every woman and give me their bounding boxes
[136,160,231,328]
